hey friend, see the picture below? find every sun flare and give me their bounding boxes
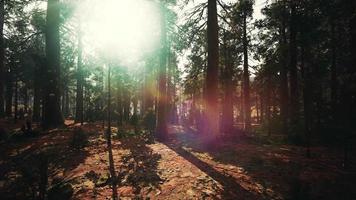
[77,0,161,64]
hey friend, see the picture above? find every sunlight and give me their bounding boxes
[77,0,161,65]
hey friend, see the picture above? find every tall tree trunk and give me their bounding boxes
[279,1,289,135]
[222,33,233,134]
[239,83,243,124]
[75,19,84,124]
[330,19,337,120]
[343,1,356,169]
[156,2,168,140]
[143,63,154,114]
[24,87,28,113]
[133,96,138,115]
[167,47,173,123]
[5,69,13,117]
[43,0,64,128]
[242,13,251,131]
[33,56,44,122]
[61,89,65,116]
[289,2,299,123]
[204,0,219,141]
[65,87,69,117]
[105,65,118,199]
[260,93,264,123]
[301,45,311,158]
[171,63,178,123]
[116,80,123,126]
[123,88,130,122]
[33,76,41,122]
[0,0,4,117]
[266,77,271,136]
[14,79,18,123]
[255,94,259,123]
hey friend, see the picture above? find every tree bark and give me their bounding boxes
[116,79,123,126]
[204,0,219,141]
[14,79,18,123]
[33,77,41,122]
[156,2,168,140]
[222,33,233,134]
[301,45,311,158]
[33,56,44,122]
[75,19,84,124]
[242,13,251,131]
[266,76,271,136]
[43,0,64,128]
[5,69,13,117]
[0,0,4,117]
[279,1,289,135]
[143,63,155,113]
[289,2,299,123]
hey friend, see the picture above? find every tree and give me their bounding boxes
[289,1,298,124]
[204,0,219,141]
[156,2,168,140]
[279,0,289,135]
[0,0,4,117]
[75,18,83,124]
[43,0,64,128]
[221,31,234,134]
[235,0,254,131]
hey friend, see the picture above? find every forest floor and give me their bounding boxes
[0,119,356,200]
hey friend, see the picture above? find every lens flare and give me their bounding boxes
[77,0,161,65]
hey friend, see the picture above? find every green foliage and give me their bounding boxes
[233,0,254,20]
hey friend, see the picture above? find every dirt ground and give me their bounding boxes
[0,120,355,200]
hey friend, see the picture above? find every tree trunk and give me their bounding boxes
[24,87,28,113]
[156,2,168,140]
[279,2,289,135]
[266,77,271,136]
[204,0,219,141]
[171,63,178,123]
[289,2,299,123]
[14,80,18,123]
[260,93,264,123]
[43,0,64,128]
[255,94,259,123]
[33,78,41,122]
[222,33,233,134]
[330,19,337,121]
[75,19,84,124]
[143,64,155,113]
[5,69,13,117]
[242,13,251,131]
[0,0,4,117]
[116,80,123,126]
[123,88,130,122]
[65,88,69,117]
[301,45,311,158]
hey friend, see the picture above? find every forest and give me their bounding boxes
[0,0,355,199]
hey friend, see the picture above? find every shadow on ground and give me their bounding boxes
[117,134,162,196]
